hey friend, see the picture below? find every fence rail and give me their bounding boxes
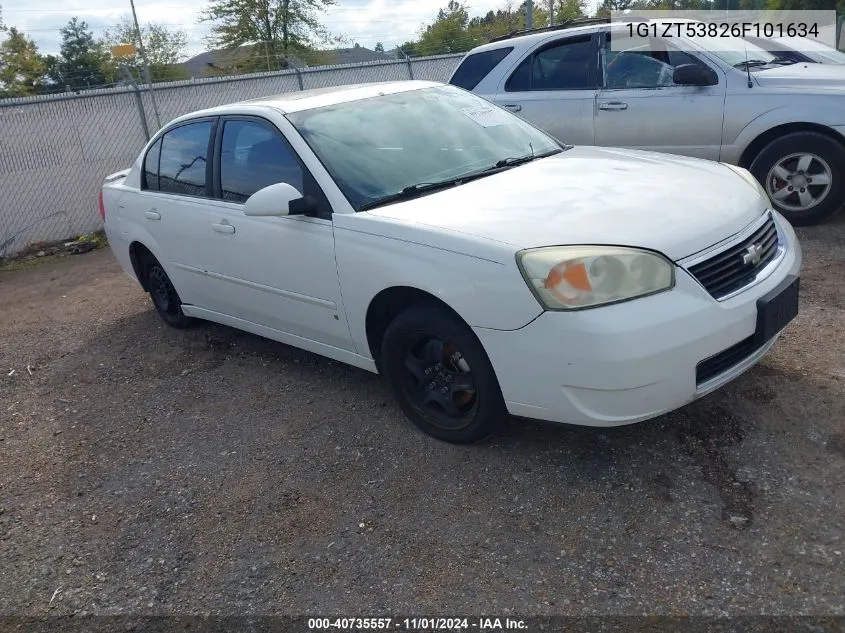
[0,53,464,259]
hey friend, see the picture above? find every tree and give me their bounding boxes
[374,41,384,52]
[416,1,474,55]
[102,17,188,81]
[48,17,109,90]
[0,27,46,97]
[595,0,633,17]
[554,0,587,22]
[199,0,336,63]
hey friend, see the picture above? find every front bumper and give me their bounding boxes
[473,212,802,427]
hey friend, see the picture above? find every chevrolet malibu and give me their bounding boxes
[100,80,802,444]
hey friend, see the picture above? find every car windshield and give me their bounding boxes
[286,85,562,211]
[690,33,778,67]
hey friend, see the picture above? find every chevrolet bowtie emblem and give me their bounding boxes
[742,243,764,266]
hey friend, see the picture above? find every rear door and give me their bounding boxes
[594,31,727,160]
[491,33,600,145]
[132,117,222,309]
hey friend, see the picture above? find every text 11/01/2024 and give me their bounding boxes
[307,617,528,631]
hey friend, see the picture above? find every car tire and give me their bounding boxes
[380,303,507,444]
[144,256,196,329]
[749,131,845,226]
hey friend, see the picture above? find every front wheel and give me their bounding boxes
[380,304,507,444]
[749,131,845,226]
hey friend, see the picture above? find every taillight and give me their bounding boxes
[98,189,106,221]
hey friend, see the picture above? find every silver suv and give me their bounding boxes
[449,17,845,225]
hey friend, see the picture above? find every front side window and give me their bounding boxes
[450,47,513,90]
[219,119,304,203]
[286,85,562,211]
[603,33,715,88]
[506,36,594,91]
[158,121,212,197]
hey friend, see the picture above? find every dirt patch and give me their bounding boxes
[1,217,844,617]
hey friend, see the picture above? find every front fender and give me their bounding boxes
[721,103,845,165]
[333,226,544,359]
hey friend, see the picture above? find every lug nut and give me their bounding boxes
[424,367,431,375]
[786,175,792,180]
[788,186,793,191]
[428,382,435,390]
[800,188,806,193]
[441,386,448,394]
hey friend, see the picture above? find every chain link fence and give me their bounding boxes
[0,53,464,260]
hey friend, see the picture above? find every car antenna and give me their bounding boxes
[744,42,753,88]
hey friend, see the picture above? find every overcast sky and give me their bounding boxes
[0,0,523,57]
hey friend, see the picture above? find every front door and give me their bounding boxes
[492,33,599,146]
[194,116,354,351]
[594,31,727,160]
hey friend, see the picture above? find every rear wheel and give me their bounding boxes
[144,257,195,329]
[380,303,507,444]
[749,131,845,226]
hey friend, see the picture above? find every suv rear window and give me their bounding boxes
[449,47,513,90]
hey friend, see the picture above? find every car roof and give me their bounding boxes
[467,17,702,53]
[174,80,442,120]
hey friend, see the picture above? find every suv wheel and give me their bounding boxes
[749,131,845,226]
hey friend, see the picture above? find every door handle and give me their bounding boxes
[212,222,235,235]
[502,103,522,112]
[598,101,628,111]
[144,210,161,220]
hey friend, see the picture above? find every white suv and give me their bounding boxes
[450,17,845,226]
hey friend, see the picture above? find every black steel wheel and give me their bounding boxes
[381,303,506,444]
[145,258,195,329]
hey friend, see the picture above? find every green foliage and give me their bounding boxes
[0,27,45,97]
[199,0,335,60]
[374,41,384,52]
[48,17,109,90]
[554,0,588,22]
[102,18,188,82]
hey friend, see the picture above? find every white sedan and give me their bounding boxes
[100,80,802,444]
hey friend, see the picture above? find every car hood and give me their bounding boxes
[364,146,768,261]
[752,63,845,88]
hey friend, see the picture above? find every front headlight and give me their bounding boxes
[516,246,675,310]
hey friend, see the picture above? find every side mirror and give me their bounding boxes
[243,182,303,217]
[672,63,715,87]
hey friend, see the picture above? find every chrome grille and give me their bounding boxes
[687,214,779,300]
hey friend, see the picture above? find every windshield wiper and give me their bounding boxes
[358,148,563,211]
[493,147,563,169]
[734,59,772,69]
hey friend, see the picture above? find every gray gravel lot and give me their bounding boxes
[0,216,843,622]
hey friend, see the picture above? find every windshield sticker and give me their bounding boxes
[460,105,511,128]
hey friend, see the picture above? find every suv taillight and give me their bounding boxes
[98,190,105,221]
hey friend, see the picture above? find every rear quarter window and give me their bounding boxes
[449,47,514,90]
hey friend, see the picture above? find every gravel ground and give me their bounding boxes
[0,215,843,622]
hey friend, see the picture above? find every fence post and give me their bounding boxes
[120,64,150,142]
[294,66,304,90]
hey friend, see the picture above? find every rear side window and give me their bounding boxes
[449,47,513,90]
[158,121,213,197]
[506,36,594,91]
[142,138,161,191]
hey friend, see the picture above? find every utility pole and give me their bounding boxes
[129,0,162,129]
[526,0,534,30]
[549,0,554,26]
